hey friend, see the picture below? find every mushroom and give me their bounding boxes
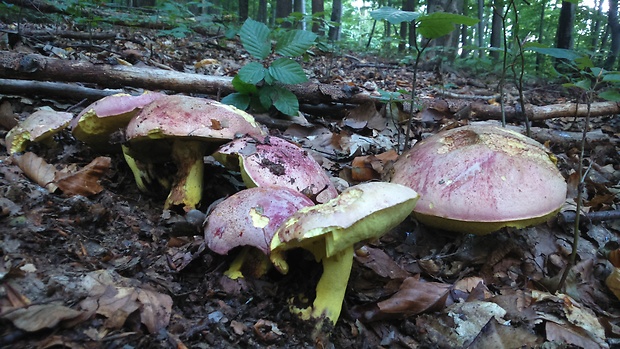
[270,182,419,325]
[123,95,266,211]
[213,135,338,203]
[204,186,314,279]
[5,108,73,155]
[387,124,567,234]
[71,92,164,150]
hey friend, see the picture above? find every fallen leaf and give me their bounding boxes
[78,270,172,334]
[12,152,58,192]
[54,156,111,196]
[354,245,410,280]
[350,275,451,322]
[466,318,542,348]
[2,304,85,332]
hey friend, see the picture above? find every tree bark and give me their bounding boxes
[477,0,484,58]
[556,1,576,50]
[1,51,618,122]
[257,0,268,23]
[328,0,342,41]
[489,0,503,60]
[603,0,620,70]
[276,0,293,28]
[238,0,249,22]
[311,0,325,34]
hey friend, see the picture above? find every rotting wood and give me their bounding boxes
[0,51,376,105]
[0,51,619,121]
[458,101,620,121]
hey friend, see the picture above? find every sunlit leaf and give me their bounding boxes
[417,12,479,39]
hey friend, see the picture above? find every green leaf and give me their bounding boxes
[603,73,620,83]
[599,89,620,101]
[238,62,266,84]
[575,56,594,70]
[370,7,421,25]
[239,18,271,60]
[524,47,583,61]
[221,92,251,110]
[231,75,258,94]
[259,85,299,116]
[268,58,308,84]
[574,79,591,90]
[275,30,318,57]
[417,12,479,39]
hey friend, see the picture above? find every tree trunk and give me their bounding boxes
[555,1,576,50]
[426,0,464,62]
[460,0,470,58]
[311,0,325,34]
[604,0,620,70]
[477,0,484,58]
[294,0,306,30]
[489,0,503,60]
[328,0,342,41]
[238,0,249,22]
[257,0,268,23]
[276,0,293,27]
[590,0,605,51]
[399,0,415,52]
[535,0,547,73]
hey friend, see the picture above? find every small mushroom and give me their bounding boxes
[270,182,419,325]
[388,124,567,234]
[5,108,73,155]
[123,95,266,211]
[213,135,338,203]
[70,92,164,150]
[204,186,314,279]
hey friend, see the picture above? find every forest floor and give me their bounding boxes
[1,15,620,349]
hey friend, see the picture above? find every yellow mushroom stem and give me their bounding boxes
[291,245,354,324]
[166,139,206,211]
[224,246,272,280]
[122,144,171,193]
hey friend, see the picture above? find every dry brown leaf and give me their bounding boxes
[12,152,58,192]
[350,275,451,322]
[136,287,173,334]
[466,318,542,348]
[354,245,410,280]
[545,321,606,348]
[2,304,85,332]
[54,156,111,197]
[78,270,172,334]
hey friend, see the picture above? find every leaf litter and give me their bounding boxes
[0,19,619,349]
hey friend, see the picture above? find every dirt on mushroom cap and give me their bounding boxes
[205,186,314,255]
[125,95,265,141]
[388,124,567,228]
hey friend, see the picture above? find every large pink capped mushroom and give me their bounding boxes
[388,124,567,234]
[71,92,164,150]
[122,95,266,211]
[204,186,314,278]
[213,135,338,203]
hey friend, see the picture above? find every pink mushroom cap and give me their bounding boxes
[205,186,314,255]
[389,124,567,234]
[213,135,338,203]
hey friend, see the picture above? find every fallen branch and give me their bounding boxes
[1,52,619,122]
[457,101,620,121]
[0,51,375,105]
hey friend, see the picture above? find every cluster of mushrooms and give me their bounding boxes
[6,92,567,327]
